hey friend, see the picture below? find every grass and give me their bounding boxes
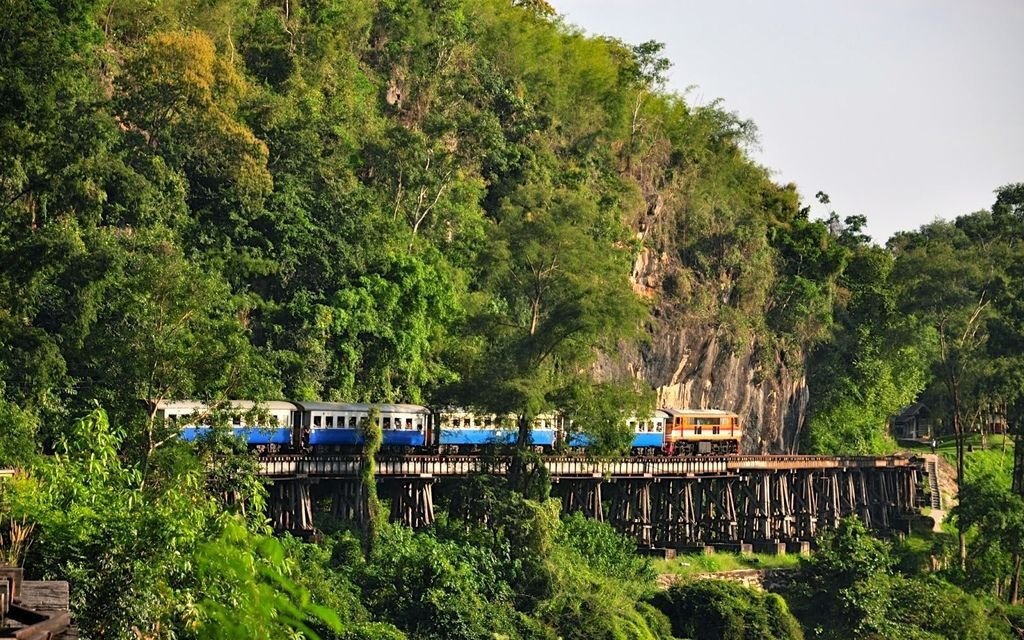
[904,433,1014,486]
[652,551,801,578]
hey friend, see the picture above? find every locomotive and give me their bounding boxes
[153,400,743,456]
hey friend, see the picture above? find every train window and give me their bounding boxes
[349,416,358,428]
[452,417,461,428]
[232,416,242,427]
[712,424,720,435]
[313,415,322,427]
[694,424,702,435]
[656,421,663,432]
[484,417,493,427]
[325,415,334,428]
[628,420,636,430]
[383,417,391,429]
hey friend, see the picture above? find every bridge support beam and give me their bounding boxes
[553,479,604,521]
[387,478,436,529]
[268,479,314,532]
[258,455,924,545]
[327,479,368,525]
[608,480,653,547]
[607,466,921,548]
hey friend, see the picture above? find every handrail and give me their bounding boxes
[255,454,917,478]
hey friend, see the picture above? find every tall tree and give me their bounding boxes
[455,179,646,445]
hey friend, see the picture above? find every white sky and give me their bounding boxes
[552,0,1024,243]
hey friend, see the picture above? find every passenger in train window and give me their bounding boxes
[383,417,391,429]
[349,416,357,428]
[313,415,322,427]
[405,418,413,430]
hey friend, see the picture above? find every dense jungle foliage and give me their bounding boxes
[0,0,918,453]
[3,0,1024,638]
[3,0,1020,454]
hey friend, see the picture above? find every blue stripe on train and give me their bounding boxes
[440,429,517,446]
[630,432,664,448]
[384,430,426,447]
[440,429,556,446]
[568,433,592,447]
[309,428,360,446]
[180,427,292,445]
[309,428,426,447]
[567,432,664,448]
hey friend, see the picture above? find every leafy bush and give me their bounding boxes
[651,579,803,640]
[555,512,655,584]
[791,518,1016,639]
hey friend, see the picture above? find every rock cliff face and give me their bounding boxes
[598,234,811,454]
[599,319,808,453]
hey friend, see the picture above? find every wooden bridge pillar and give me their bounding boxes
[387,478,436,529]
[553,479,604,521]
[256,454,926,543]
[651,479,697,547]
[327,479,368,525]
[792,470,818,539]
[608,479,653,547]
[269,479,314,532]
[706,477,739,543]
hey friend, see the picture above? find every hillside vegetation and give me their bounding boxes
[3,1,1024,638]
[0,0,898,454]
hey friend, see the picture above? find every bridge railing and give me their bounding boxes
[725,455,917,471]
[256,454,918,479]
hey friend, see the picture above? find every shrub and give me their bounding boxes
[651,579,803,640]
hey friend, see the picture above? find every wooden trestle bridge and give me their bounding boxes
[258,454,926,550]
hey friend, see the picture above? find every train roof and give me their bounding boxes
[155,399,298,412]
[295,401,429,413]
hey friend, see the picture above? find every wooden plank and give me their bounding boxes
[16,582,68,614]
[4,581,77,640]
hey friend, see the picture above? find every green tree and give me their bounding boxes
[195,520,343,640]
[458,180,646,446]
[555,381,655,455]
[360,407,384,553]
[653,579,803,640]
[955,470,1024,602]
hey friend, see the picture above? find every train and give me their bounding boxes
[154,400,742,456]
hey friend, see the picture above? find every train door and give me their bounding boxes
[291,409,306,451]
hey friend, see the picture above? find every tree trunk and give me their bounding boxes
[517,414,530,448]
[953,385,968,571]
[1011,553,1022,604]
